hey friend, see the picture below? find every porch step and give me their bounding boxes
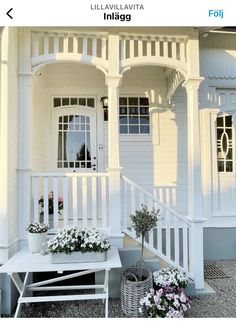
[119,248,161,272]
[123,234,169,268]
[122,234,216,296]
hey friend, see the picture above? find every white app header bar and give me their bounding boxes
[0,0,235,26]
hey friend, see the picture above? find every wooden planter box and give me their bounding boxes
[51,251,107,264]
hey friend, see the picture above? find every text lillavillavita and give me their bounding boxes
[91,4,144,10]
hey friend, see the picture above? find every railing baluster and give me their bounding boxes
[149,228,154,249]
[182,224,188,271]
[130,184,136,214]
[172,40,177,60]
[123,178,128,229]
[33,176,39,223]
[44,34,49,56]
[163,40,168,58]
[54,34,59,53]
[72,176,78,226]
[63,34,69,53]
[63,177,69,227]
[166,211,171,259]
[92,37,97,57]
[129,39,134,58]
[139,190,144,208]
[53,177,59,230]
[180,40,185,61]
[91,176,97,227]
[157,216,162,253]
[101,176,107,228]
[122,38,127,60]
[174,217,180,266]
[147,197,153,210]
[138,39,143,57]
[73,35,78,54]
[147,38,151,57]
[82,177,87,227]
[83,36,88,55]
[101,37,106,60]
[43,177,49,225]
[155,38,160,57]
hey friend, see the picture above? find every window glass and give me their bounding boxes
[53,96,95,108]
[119,97,150,134]
[57,115,92,169]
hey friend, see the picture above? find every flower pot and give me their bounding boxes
[28,232,47,253]
[51,251,107,264]
[121,267,153,317]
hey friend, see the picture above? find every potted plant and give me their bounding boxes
[121,204,159,317]
[26,222,49,253]
[38,191,63,215]
[139,285,191,318]
[139,267,191,318]
[47,226,111,263]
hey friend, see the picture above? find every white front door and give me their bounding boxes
[54,107,97,172]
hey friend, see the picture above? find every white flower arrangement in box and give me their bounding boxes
[47,227,111,263]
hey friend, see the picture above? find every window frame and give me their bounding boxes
[216,112,234,173]
[118,96,150,135]
[51,101,97,172]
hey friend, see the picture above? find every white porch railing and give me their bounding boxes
[121,175,193,278]
[31,172,110,232]
[120,34,187,64]
[31,30,108,68]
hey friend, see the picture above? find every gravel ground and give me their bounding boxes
[7,260,236,318]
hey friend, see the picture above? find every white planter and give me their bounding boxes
[28,232,47,253]
[51,251,107,264]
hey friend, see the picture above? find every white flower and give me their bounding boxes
[47,226,111,254]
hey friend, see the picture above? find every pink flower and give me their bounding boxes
[180,292,186,303]
[58,196,63,202]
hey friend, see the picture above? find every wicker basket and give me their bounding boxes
[121,267,153,317]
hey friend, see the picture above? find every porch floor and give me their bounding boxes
[3,259,236,318]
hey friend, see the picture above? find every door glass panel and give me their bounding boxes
[57,115,92,169]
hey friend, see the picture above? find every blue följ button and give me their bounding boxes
[209,9,224,19]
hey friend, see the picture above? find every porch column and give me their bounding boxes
[183,77,206,290]
[106,75,123,247]
[0,28,10,263]
[18,29,33,244]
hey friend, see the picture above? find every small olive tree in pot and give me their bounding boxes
[121,204,159,317]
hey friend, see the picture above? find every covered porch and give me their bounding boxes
[5,28,206,290]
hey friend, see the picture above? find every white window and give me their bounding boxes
[216,114,233,172]
[119,97,150,134]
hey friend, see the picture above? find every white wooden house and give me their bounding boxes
[1,26,236,314]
